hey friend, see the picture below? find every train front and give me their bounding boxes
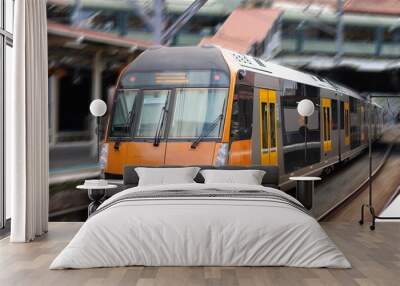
[103,46,233,176]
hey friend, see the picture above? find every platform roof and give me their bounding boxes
[199,8,282,54]
[48,21,151,50]
[47,21,151,69]
[273,0,400,16]
[47,0,242,16]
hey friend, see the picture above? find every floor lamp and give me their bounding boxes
[297,99,315,163]
[359,94,400,230]
[89,99,107,162]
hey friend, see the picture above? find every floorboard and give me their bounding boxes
[0,222,399,286]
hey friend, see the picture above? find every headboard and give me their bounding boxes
[123,165,280,188]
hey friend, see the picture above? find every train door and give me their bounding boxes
[322,98,332,154]
[259,89,278,166]
[126,89,171,165]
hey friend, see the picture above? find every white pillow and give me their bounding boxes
[135,167,200,186]
[200,169,266,185]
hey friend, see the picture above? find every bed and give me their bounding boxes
[50,166,350,269]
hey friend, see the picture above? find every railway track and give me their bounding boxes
[319,132,400,222]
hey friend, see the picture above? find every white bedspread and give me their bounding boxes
[50,183,351,269]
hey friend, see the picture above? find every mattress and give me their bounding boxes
[50,183,351,269]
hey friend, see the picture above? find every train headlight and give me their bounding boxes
[215,143,229,166]
[99,143,109,172]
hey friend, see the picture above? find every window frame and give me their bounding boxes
[1,0,14,230]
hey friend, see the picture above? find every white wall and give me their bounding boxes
[5,0,14,33]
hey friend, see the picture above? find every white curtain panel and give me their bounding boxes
[7,0,49,242]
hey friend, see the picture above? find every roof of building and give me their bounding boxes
[47,21,152,49]
[199,8,282,54]
[345,0,400,16]
[273,0,400,16]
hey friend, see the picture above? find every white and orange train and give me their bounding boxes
[102,46,384,189]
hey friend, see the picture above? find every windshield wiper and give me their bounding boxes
[191,114,224,149]
[153,105,168,147]
[127,110,136,135]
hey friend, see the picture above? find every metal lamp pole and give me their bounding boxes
[90,99,107,164]
[359,94,400,230]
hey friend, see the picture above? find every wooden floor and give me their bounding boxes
[0,222,399,286]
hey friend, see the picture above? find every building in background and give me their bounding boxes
[46,0,400,176]
[46,0,243,177]
[47,0,240,45]
[202,0,400,100]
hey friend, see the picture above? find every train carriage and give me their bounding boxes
[103,46,384,189]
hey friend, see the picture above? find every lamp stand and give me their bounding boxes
[97,116,100,162]
[304,116,308,163]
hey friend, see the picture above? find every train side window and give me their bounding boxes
[332,99,338,130]
[230,85,254,141]
[261,103,268,150]
[270,102,276,148]
[281,82,321,173]
[340,101,345,129]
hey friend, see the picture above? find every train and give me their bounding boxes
[102,46,385,189]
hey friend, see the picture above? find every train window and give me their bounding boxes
[345,109,349,137]
[332,99,338,130]
[304,85,319,98]
[169,88,228,138]
[270,102,277,148]
[230,85,254,141]
[261,103,268,150]
[349,98,361,149]
[135,90,170,137]
[327,108,331,140]
[340,101,345,129]
[109,89,139,137]
[281,90,321,173]
[323,107,328,140]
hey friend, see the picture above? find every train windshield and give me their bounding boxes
[109,87,228,139]
[109,70,230,139]
[109,89,138,138]
[136,90,170,137]
[169,88,228,138]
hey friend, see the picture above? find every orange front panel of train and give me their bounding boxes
[229,140,252,166]
[164,142,216,165]
[105,141,167,175]
[126,142,167,166]
[104,142,129,175]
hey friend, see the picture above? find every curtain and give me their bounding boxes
[7,0,49,242]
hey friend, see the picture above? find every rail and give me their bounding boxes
[317,136,398,221]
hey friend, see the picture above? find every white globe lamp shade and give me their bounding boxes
[297,99,315,117]
[90,99,107,117]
